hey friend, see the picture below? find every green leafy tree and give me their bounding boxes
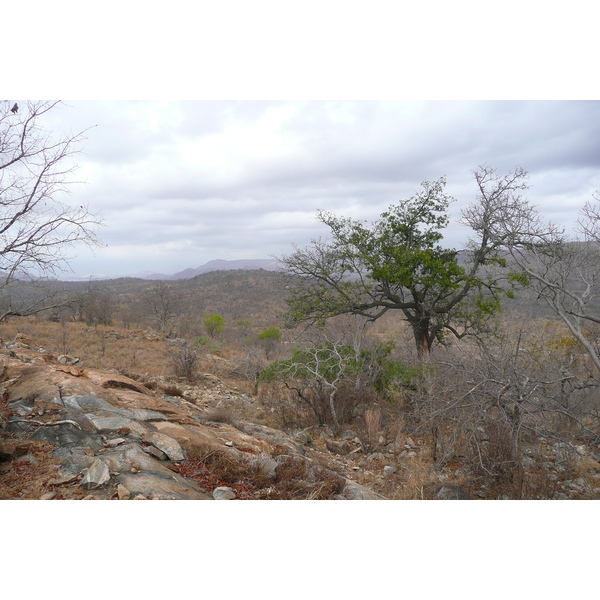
[282,171,513,358]
[202,313,225,338]
[257,326,282,358]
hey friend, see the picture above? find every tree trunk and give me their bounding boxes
[412,319,431,359]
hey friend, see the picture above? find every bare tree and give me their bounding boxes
[462,165,600,378]
[143,281,182,333]
[0,100,101,321]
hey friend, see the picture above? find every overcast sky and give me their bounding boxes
[41,100,598,279]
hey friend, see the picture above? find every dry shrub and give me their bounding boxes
[386,456,440,500]
[258,384,315,429]
[520,462,561,499]
[365,406,382,449]
[201,407,238,425]
[271,455,345,500]
[174,445,256,499]
[161,384,184,397]
[0,440,87,500]
[168,342,200,381]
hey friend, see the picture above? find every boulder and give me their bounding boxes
[80,458,110,489]
[213,486,236,500]
[140,431,185,461]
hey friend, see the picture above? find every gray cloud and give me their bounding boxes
[45,100,600,278]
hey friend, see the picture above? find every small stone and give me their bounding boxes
[383,465,397,476]
[40,491,56,500]
[105,438,126,447]
[224,441,234,447]
[117,484,131,500]
[213,486,236,500]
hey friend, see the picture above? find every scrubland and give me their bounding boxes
[1,271,598,500]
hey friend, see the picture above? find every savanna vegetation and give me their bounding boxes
[3,166,600,500]
[2,102,600,499]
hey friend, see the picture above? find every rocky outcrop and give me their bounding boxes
[0,344,384,500]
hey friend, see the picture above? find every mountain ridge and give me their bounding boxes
[141,258,282,280]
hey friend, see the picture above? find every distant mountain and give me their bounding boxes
[140,258,283,280]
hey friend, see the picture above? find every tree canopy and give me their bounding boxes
[281,168,521,357]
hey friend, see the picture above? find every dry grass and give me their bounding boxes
[0,440,87,500]
[0,317,172,376]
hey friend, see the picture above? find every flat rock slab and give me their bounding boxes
[81,412,148,436]
[117,471,211,500]
[62,395,117,411]
[129,408,167,421]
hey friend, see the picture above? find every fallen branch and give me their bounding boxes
[9,418,82,430]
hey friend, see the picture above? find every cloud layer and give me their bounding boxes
[43,100,600,278]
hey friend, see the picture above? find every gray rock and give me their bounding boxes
[117,471,210,500]
[82,412,148,436]
[337,482,386,500]
[63,395,116,411]
[435,485,470,500]
[294,431,312,445]
[142,445,168,460]
[213,486,236,500]
[140,432,185,461]
[129,408,167,421]
[249,455,278,479]
[105,438,127,447]
[383,465,397,476]
[81,458,110,489]
[57,354,80,365]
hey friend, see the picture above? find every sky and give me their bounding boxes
[31,99,600,280]
[7,3,598,281]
